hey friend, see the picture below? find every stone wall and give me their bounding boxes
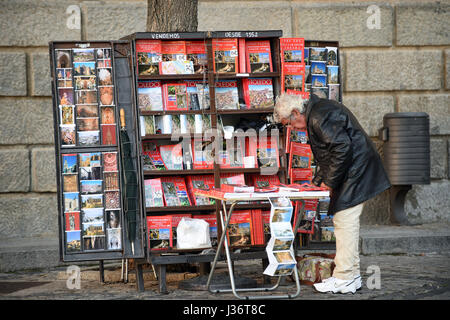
[0,0,448,271]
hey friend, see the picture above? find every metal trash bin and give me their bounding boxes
[379,112,430,225]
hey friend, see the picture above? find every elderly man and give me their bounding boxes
[274,93,391,294]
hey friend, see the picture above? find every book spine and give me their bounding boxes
[238,38,246,73]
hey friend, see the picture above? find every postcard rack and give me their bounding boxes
[50,31,341,294]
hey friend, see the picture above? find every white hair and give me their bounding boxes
[273,93,307,123]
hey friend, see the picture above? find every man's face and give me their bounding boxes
[281,109,307,131]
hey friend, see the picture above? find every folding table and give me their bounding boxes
[194,190,330,300]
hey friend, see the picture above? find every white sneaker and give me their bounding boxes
[322,275,362,290]
[313,277,356,294]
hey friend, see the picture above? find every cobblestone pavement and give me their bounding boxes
[0,252,449,300]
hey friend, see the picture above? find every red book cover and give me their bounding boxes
[144,178,164,207]
[186,41,207,74]
[191,139,214,169]
[242,78,274,109]
[257,136,280,168]
[162,83,188,111]
[147,215,172,250]
[251,209,264,246]
[227,210,253,246]
[262,210,271,243]
[142,141,167,171]
[171,214,192,247]
[238,38,246,73]
[212,38,238,73]
[280,38,305,65]
[159,143,183,170]
[281,63,305,93]
[220,173,246,186]
[250,174,281,188]
[185,175,215,205]
[289,142,312,177]
[65,211,80,231]
[290,169,313,184]
[160,40,186,61]
[246,40,273,73]
[293,199,318,234]
[220,184,254,193]
[285,127,308,153]
[160,176,192,207]
[286,89,309,99]
[135,40,162,75]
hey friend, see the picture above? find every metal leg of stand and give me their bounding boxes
[206,199,301,299]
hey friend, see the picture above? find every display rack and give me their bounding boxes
[49,31,340,294]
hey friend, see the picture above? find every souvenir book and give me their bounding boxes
[218,138,245,169]
[154,115,173,134]
[281,63,305,93]
[212,38,238,73]
[242,78,274,109]
[200,214,218,246]
[161,40,187,62]
[290,168,313,184]
[160,176,192,207]
[251,209,264,246]
[142,142,167,171]
[280,38,304,64]
[185,80,202,110]
[289,142,312,177]
[162,83,188,111]
[245,40,273,73]
[144,178,164,207]
[238,38,246,73]
[227,210,254,247]
[186,41,208,74]
[215,80,239,110]
[138,80,163,111]
[159,143,183,170]
[136,40,162,75]
[257,136,280,168]
[196,83,210,110]
[250,174,281,189]
[191,139,214,169]
[147,216,172,250]
[186,175,216,205]
[139,115,155,136]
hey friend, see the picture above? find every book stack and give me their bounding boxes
[280,38,307,97]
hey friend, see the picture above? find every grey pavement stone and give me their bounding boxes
[31,147,57,193]
[0,52,27,96]
[0,98,55,145]
[31,52,52,97]
[81,1,147,41]
[396,3,450,46]
[345,50,442,91]
[0,194,58,241]
[0,148,30,193]
[397,94,450,135]
[342,95,395,137]
[292,3,393,47]
[0,0,81,46]
[198,1,292,37]
[404,180,450,224]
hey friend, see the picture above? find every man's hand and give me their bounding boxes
[320,182,331,191]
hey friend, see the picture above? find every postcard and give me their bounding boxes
[311,86,328,99]
[99,86,115,106]
[97,60,112,68]
[101,124,117,145]
[75,76,97,90]
[274,251,296,264]
[76,104,98,118]
[98,68,113,86]
[271,222,295,238]
[101,107,115,125]
[58,88,74,106]
[56,68,72,80]
[64,192,79,212]
[81,194,103,209]
[103,152,117,172]
[58,79,73,89]
[310,47,328,62]
[107,228,122,250]
[271,208,294,223]
[105,191,120,209]
[96,48,111,60]
[77,117,99,131]
[78,130,100,146]
[312,75,327,87]
[56,50,72,68]
[63,174,78,193]
[79,152,101,168]
[74,61,96,77]
[73,49,95,62]
[66,231,81,252]
[273,263,296,276]
[327,66,339,84]
[304,48,309,65]
[80,166,101,180]
[62,154,77,174]
[328,84,340,101]
[59,105,74,126]
[273,238,293,251]
[326,47,338,66]
[83,235,105,251]
[106,210,121,229]
[305,65,311,83]
[75,89,98,105]
[311,61,327,75]
[269,197,292,208]
[80,180,103,194]
[82,208,104,224]
[104,172,119,191]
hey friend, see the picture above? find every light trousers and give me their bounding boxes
[332,202,365,281]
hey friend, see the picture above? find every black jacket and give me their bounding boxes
[305,94,391,215]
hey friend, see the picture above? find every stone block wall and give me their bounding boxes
[0,0,448,271]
